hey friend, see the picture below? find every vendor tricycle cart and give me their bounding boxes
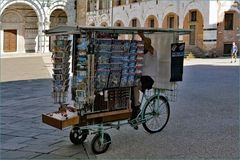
[42,26,191,154]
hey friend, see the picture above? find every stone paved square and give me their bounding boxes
[0,55,239,159]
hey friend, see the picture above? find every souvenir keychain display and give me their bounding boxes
[52,35,71,104]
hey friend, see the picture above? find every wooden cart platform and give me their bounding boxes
[42,108,132,130]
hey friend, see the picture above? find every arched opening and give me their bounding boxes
[49,9,67,51]
[1,3,39,53]
[162,12,179,29]
[100,22,108,27]
[89,22,95,26]
[113,0,126,7]
[145,15,159,28]
[129,0,142,3]
[183,9,204,48]
[50,9,67,27]
[129,17,141,27]
[114,20,124,27]
[114,20,125,39]
[129,18,141,40]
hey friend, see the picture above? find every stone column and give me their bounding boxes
[37,21,44,53]
[202,0,218,53]
[96,0,100,10]
[110,0,113,26]
[0,22,3,54]
[18,23,25,53]
[43,20,50,53]
[76,0,87,25]
[66,0,76,26]
[38,21,50,53]
[178,1,187,42]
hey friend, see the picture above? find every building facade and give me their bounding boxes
[79,0,240,56]
[0,0,76,54]
[1,0,239,56]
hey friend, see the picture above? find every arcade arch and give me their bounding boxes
[129,17,141,27]
[100,22,108,27]
[114,20,124,27]
[183,9,204,48]
[49,9,67,51]
[145,15,158,28]
[1,3,39,53]
[162,12,179,29]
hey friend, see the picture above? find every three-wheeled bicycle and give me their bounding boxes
[42,26,190,154]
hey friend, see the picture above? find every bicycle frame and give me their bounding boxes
[76,88,167,139]
[129,88,163,127]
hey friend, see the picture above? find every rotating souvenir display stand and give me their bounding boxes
[42,26,191,154]
[52,36,71,103]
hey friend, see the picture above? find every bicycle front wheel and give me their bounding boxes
[142,96,170,133]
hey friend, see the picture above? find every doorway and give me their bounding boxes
[224,43,232,56]
[190,25,196,45]
[4,30,17,52]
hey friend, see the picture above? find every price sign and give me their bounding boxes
[170,43,185,82]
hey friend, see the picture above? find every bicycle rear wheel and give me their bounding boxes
[142,96,170,133]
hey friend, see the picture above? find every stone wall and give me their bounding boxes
[76,0,87,26]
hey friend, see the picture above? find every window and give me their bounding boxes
[190,11,197,22]
[87,0,90,12]
[150,19,154,28]
[130,0,140,3]
[168,16,174,28]
[99,0,103,10]
[132,19,137,27]
[115,0,127,6]
[116,0,121,6]
[115,22,121,27]
[106,1,110,8]
[87,0,96,12]
[74,0,77,9]
[224,13,233,30]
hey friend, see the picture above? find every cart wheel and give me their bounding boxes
[142,96,170,133]
[70,127,88,145]
[91,133,111,154]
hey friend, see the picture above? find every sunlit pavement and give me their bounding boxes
[0,55,239,159]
